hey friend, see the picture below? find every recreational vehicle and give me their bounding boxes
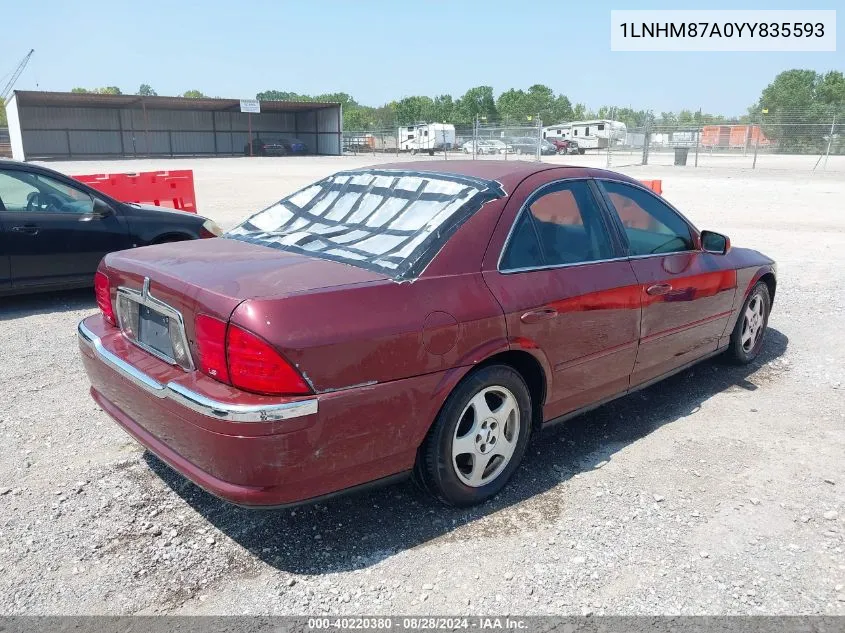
[398,123,456,154]
[569,120,627,150]
[542,124,571,140]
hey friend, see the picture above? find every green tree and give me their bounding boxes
[753,69,844,151]
[137,84,157,96]
[432,94,454,123]
[572,103,592,120]
[256,90,308,101]
[453,85,497,124]
[181,89,206,99]
[394,95,435,125]
[817,71,845,105]
[313,92,357,108]
[71,86,121,95]
[496,88,530,122]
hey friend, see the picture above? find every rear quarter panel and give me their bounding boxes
[231,273,508,393]
[229,194,512,393]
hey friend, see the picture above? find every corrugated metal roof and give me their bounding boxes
[11,91,339,112]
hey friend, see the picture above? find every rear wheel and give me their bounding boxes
[727,281,771,364]
[416,365,532,506]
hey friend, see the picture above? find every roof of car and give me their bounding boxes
[367,160,635,191]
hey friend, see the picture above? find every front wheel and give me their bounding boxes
[727,281,771,364]
[416,365,532,506]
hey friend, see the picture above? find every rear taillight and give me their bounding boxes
[94,271,115,326]
[195,314,230,383]
[194,315,311,397]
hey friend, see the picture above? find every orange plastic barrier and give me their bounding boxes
[73,170,197,213]
[639,179,663,195]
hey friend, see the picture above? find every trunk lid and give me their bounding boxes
[104,237,387,303]
[100,237,388,367]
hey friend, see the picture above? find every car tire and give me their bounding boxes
[578,148,585,155]
[416,365,532,506]
[726,281,771,365]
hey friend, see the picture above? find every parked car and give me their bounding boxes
[485,139,514,154]
[78,161,776,509]
[548,138,581,154]
[506,137,558,155]
[244,137,309,156]
[0,160,221,296]
[462,139,497,155]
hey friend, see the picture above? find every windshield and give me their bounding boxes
[226,169,504,281]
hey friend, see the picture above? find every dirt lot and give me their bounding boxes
[1,155,843,615]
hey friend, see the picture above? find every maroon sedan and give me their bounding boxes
[78,161,776,508]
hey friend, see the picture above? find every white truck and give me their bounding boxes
[398,123,456,155]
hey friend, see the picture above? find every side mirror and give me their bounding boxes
[701,230,730,255]
[92,198,115,218]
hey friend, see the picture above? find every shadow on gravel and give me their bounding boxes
[0,287,96,321]
[145,328,788,575]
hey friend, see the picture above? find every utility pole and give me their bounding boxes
[694,107,701,167]
[642,111,652,166]
[824,113,836,170]
[752,110,763,169]
[473,113,478,161]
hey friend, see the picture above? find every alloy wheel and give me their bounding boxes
[451,386,520,487]
[741,293,765,352]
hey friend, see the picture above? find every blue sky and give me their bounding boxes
[3,0,841,115]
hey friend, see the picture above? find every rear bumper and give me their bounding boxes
[77,315,443,507]
[78,320,316,423]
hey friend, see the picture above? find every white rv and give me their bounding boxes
[542,124,571,140]
[569,120,627,149]
[398,123,456,154]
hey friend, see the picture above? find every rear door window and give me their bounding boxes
[500,180,614,270]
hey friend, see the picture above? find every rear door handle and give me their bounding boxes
[646,283,673,296]
[11,225,39,235]
[521,308,558,324]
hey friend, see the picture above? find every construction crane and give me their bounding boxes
[1,49,35,102]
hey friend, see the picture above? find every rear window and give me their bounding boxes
[226,169,504,281]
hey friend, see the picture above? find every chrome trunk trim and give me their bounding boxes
[78,320,318,423]
[115,279,194,371]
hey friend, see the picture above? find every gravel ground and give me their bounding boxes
[1,156,843,615]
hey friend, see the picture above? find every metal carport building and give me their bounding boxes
[5,91,342,160]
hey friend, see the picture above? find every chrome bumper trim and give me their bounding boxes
[78,320,318,423]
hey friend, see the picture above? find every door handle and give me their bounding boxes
[646,283,673,296]
[521,308,558,324]
[11,225,39,236]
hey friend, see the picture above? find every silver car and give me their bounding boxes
[461,140,497,155]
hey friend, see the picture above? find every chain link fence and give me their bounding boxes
[343,107,843,172]
[342,120,546,162]
[603,108,844,172]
